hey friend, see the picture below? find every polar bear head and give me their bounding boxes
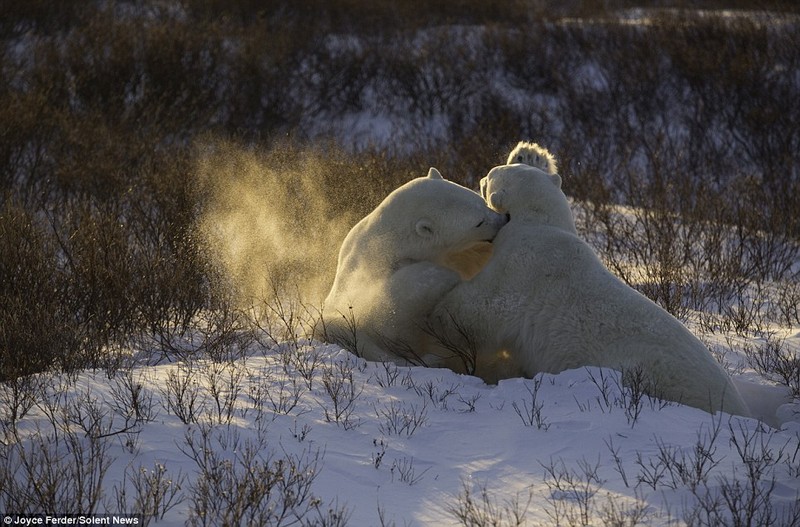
[480,164,576,234]
[340,167,509,271]
[383,167,509,261]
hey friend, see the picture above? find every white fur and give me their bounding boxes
[506,141,558,174]
[320,168,507,365]
[434,164,749,416]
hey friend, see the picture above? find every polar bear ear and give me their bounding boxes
[427,167,443,180]
[487,190,506,212]
[415,218,435,238]
[550,173,563,189]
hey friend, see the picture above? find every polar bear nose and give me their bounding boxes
[488,210,509,229]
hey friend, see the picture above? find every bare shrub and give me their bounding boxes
[604,437,630,489]
[108,369,159,427]
[371,361,405,388]
[181,423,345,526]
[628,416,728,499]
[586,367,672,426]
[424,310,481,376]
[511,375,550,430]
[656,419,724,492]
[680,421,800,527]
[246,278,324,351]
[0,373,48,431]
[448,480,533,527]
[596,490,652,527]
[245,369,307,419]
[742,333,800,397]
[322,304,365,359]
[390,456,430,486]
[320,357,364,429]
[113,462,186,526]
[64,384,146,440]
[159,361,208,425]
[777,279,800,326]
[375,400,428,437]
[0,202,79,379]
[1,419,115,513]
[203,360,244,425]
[412,378,463,410]
[371,438,388,470]
[541,456,605,527]
[618,366,674,425]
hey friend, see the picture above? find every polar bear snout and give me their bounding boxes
[493,210,510,228]
[480,209,509,241]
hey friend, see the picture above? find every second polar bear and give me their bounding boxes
[319,168,507,367]
[433,163,749,416]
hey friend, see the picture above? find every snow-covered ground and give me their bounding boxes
[3,330,798,525]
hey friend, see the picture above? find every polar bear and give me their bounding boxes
[433,163,749,416]
[319,168,508,367]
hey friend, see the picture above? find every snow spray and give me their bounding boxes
[195,141,358,307]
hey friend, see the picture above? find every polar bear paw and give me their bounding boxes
[506,141,558,175]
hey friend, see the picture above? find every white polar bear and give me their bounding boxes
[319,168,508,367]
[433,163,749,416]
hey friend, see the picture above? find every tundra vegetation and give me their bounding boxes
[1,1,799,524]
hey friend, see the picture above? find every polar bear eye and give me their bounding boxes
[475,219,485,228]
[517,155,524,162]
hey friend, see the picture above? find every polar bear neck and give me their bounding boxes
[510,204,577,234]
